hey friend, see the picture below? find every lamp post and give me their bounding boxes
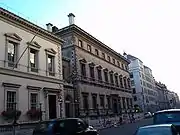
[12,102,17,135]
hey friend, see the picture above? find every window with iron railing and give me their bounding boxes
[6,91,16,110]
[30,48,38,72]
[8,41,17,68]
[30,93,38,109]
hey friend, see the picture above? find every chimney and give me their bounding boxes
[46,23,53,32]
[68,13,75,25]
[123,52,127,59]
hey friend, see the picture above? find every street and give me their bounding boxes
[99,118,153,135]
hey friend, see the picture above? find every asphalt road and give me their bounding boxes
[99,118,153,135]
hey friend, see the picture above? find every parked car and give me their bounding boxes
[134,124,178,135]
[33,118,98,135]
[153,109,180,132]
[144,112,152,118]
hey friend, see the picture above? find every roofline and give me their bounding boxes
[55,24,130,64]
[127,54,143,63]
[0,7,64,44]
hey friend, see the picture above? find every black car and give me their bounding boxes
[33,118,98,135]
[134,124,178,135]
[153,109,180,132]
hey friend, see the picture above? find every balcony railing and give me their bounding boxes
[0,60,60,78]
[78,75,132,93]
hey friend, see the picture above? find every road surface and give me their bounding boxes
[99,118,153,135]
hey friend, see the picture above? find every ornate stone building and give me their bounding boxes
[0,8,64,124]
[51,13,133,118]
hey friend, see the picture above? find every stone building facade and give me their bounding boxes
[126,54,158,112]
[0,8,64,124]
[52,13,133,118]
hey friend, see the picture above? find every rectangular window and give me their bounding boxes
[122,97,126,109]
[107,97,111,109]
[126,98,130,109]
[87,45,91,52]
[130,73,133,78]
[102,52,105,59]
[119,76,123,88]
[92,96,97,109]
[7,91,16,110]
[30,48,38,72]
[30,93,38,109]
[117,61,120,67]
[121,63,124,69]
[104,71,108,83]
[110,73,114,85]
[100,96,104,108]
[8,42,17,67]
[95,49,99,56]
[78,40,83,48]
[131,80,135,86]
[113,59,115,64]
[83,95,88,109]
[134,96,137,101]
[80,63,86,78]
[48,55,55,76]
[97,69,102,81]
[133,88,136,94]
[107,56,111,62]
[115,75,119,87]
[89,66,95,80]
[127,79,131,88]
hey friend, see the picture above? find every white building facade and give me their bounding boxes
[126,54,158,112]
[0,8,64,124]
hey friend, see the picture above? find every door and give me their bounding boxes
[48,95,57,119]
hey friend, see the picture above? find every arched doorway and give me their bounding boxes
[65,95,73,117]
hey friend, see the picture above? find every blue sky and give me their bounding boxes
[1,0,180,95]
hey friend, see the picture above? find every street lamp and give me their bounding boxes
[12,102,17,135]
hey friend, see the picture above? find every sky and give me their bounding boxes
[0,0,180,95]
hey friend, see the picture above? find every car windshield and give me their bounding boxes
[154,111,180,124]
[136,127,172,135]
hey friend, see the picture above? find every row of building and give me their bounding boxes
[126,54,179,112]
[0,7,178,124]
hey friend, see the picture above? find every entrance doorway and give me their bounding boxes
[48,95,57,119]
[65,95,73,117]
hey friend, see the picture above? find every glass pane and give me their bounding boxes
[48,55,53,71]
[8,42,15,62]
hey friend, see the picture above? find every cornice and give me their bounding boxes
[0,7,64,45]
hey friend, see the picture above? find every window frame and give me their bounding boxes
[87,45,91,52]
[45,48,56,77]
[29,48,39,72]
[95,49,99,56]
[102,52,105,59]
[2,83,20,111]
[4,33,22,69]
[78,40,83,48]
